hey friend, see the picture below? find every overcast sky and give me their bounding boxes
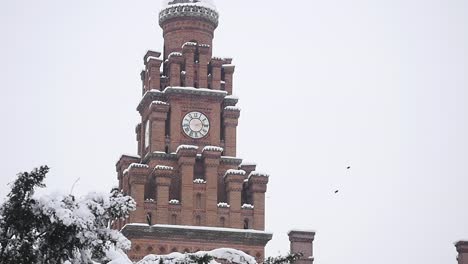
[1,0,467,263]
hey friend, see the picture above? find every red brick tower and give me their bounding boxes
[115,0,272,261]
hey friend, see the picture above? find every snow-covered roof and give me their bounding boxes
[161,0,216,10]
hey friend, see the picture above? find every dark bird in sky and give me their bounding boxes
[347,166,351,169]
[334,190,339,194]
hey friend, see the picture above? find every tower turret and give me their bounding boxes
[159,0,219,60]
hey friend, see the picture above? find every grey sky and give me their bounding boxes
[1,0,467,263]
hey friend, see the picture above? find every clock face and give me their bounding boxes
[182,111,210,139]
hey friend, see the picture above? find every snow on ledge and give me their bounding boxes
[163,86,227,96]
[241,204,254,210]
[194,178,207,184]
[150,101,169,107]
[123,163,149,174]
[176,145,199,153]
[240,161,257,167]
[225,169,246,177]
[288,229,317,234]
[149,224,271,235]
[161,0,217,11]
[225,106,241,111]
[155,165,174,171]
[248,171,270,178]
[169,199,180,205]
[203,146,224,152]
[217,202,230,208]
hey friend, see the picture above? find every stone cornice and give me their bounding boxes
[164,86,227,99]
[220,156,243,166]
[137,90,165,113]
[159,5,219,28]
[122,224,272,246]
[143,151,177,164]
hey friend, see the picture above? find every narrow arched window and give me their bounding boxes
[220,217,226,227]
[244,218,249,229]
[196,193,202,209]
[196,215,201,226]
[171,214,177,225]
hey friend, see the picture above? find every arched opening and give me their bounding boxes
[244,218,250,229]
[196,193,202,209]
[171,214,177,225]
[195,215,201,226]
[146,212,152,226]
[220,217,226,227]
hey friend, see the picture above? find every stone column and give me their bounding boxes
[222,65,235,94]
[248,172,269,230]
[154,165,173,225]
[168,53,184,87]
[127,165,150,223]
[149,103,170,153]
[225,170,246,229]
[210,58,224,90]
[182,43,197,87]
[288,230,316,264]
[198,45,210,88]
[177,146,198,225]
[223,108,240,157]
[202,147,223,226]
[456,241,468,264]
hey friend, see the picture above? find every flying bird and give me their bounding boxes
[347,166,351,170]
[334,190,339,194]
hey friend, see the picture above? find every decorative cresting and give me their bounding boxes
[159,4,219,27]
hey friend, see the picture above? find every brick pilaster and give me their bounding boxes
[223,108,240,157]
[210,58,223,90]
[198,45,210,88]
[127,165,150,223]
[222,65,235,94]
[202,147,223,226]
[168,53,184,87]
[154,165,174,225]
[183,43,197,87]
[248,172,269,230]
[177,146,198,225]
[149,103,170,153]
[225,170,246,229]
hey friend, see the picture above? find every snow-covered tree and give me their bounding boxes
[0,166,136,264]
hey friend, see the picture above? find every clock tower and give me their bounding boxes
[115,0,272,261]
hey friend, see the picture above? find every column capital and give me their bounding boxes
[177,145,198,165]
[202,146,223,160]
[222,64,236,74]
[144,50,161,65]
[248,172,270,193]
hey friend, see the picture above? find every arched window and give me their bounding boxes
[146,212,152,226]
[171,214,177,225]
[196,193,202,209]
[220,217,226,227]
[196,215,201,226]
[244,218,250,229]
